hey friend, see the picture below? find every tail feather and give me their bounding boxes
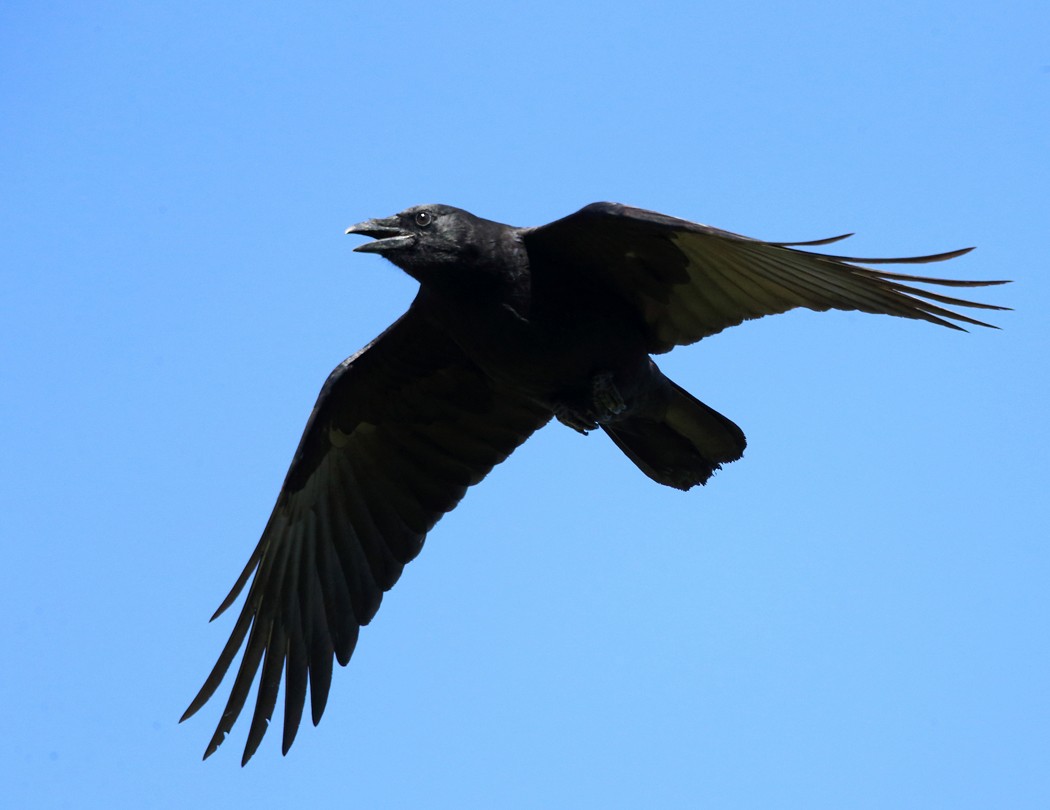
[602,380,745,490]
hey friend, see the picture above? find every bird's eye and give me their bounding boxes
[414,211,433,227]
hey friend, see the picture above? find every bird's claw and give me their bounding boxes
[553,372,625,434]
[554,405,598,435]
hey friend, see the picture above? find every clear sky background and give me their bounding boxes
[2,3,1048,808]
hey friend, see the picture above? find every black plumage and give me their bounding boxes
[181,202,1008,763]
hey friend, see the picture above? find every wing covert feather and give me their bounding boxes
[524,202,1009,352]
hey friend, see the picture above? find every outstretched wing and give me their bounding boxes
[181,300,551,764]
[523,202,1009,353]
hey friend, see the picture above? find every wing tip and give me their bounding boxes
[772,232,855,247]
[203,728,225,761]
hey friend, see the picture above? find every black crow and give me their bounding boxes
[182,202,1008,764]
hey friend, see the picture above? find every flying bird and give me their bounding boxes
[182,202,1008,764]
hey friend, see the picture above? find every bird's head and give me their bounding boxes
[345,204,507,288]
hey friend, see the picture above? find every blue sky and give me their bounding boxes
[2,2,1048,807]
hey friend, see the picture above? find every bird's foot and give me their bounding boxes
[553,372,626,435]
[554,405,598,435]
[591,372,626,420]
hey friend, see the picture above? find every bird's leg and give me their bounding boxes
[590,371,627,420]
[553,372,626,435]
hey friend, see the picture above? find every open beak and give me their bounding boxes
[344,216,415,253]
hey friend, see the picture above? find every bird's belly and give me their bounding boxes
[444,306,652,409]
